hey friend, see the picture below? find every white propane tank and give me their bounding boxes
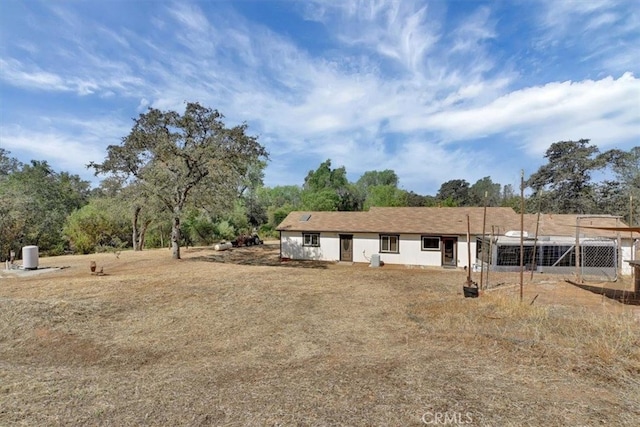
[22,246,39,270]
[214,242,233,251]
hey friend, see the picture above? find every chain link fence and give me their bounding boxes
[473,214,624,289]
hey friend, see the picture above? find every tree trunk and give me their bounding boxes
[132,206,141,251]
[138,220,151,250]
[171,216,181,259]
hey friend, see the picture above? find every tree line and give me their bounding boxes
[1,102,637,261]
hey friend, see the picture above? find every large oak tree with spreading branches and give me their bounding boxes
[91,102,268,259]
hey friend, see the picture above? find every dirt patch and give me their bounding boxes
[186,242,332,268]
[1,245,639,426]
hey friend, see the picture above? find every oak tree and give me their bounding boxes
[527,139,613,214]
[91,102,267,259]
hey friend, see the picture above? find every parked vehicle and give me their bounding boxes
[231,234,263,247]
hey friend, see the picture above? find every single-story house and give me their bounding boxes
[276,207,637,276]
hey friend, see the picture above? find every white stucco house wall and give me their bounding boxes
[276,207,636,275]
[278,207,516,269]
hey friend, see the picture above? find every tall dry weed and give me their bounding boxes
[409,292,640,383]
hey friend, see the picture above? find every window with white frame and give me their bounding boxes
[302,233,320,247]
[421,236,440,251]
[380,235,399,253]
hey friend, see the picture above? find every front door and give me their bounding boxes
[340,235,353,262]
[442,237,457,266]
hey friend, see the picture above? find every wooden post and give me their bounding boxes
[519,170,524,303]
[627,261,640,294]
[631,194,634,225]
[467,214,472,285]
[530,211,540,281]
[632,195,635,292]
[480,193,487,290]
[575,216,581,283]
[487,226,494,289]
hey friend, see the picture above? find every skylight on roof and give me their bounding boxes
[300,214,311,222]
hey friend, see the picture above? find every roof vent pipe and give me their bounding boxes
[505,230,528,238]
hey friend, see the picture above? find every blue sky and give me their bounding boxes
[1,0,638,195]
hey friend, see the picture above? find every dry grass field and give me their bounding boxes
[1,243,639,426]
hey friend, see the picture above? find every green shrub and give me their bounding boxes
[215,220,236,241]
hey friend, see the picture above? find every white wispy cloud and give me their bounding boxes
[450,6,495,53]
[0,59,69,91]
[534,0,639,75]
[415,73,639,154]
[0,107,133,187]
[303,0,441,76]
[0,0,638,194]
[1,125,114,180]
[0,55,147,97]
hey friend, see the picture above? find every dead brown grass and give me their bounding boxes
[1,243,639,426]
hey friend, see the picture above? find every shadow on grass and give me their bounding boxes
[566,280,640,305]
[185,244,330,269]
